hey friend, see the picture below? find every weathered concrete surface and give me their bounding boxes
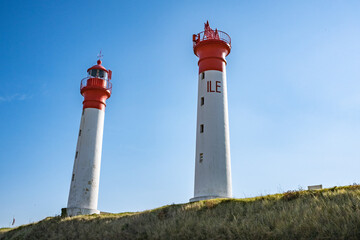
[66,108,105,216]
[191,70,232,202]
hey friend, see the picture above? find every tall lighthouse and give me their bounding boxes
[65,58,112,216]
[190,22,232,202]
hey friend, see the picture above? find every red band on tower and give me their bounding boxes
[193,21,231,73]
[81,86,110,110]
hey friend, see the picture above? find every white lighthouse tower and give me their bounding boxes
[190,22,232,202]
[65,58,112,216]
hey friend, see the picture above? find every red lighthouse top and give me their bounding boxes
[87,60,109,73]
[193,21,231,50]
[193,21,231,73]
[80,59,112,110]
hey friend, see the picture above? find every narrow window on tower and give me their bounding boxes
[200,124,204,133]
[201,97,204,106]
[201,72,205,80]
[75,151,78,159]
[79,130,81,136]
[199,153,204,163]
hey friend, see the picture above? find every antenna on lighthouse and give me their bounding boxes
[97,50,103,60]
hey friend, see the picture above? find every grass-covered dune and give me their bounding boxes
[2,185,360,240]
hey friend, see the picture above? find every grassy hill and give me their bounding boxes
[2,185,360,239]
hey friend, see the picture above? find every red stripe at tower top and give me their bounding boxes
[80,60,112,111]
[193,22,231,73]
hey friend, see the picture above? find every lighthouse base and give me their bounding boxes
[63,207,100,217]
[189,195,231,202]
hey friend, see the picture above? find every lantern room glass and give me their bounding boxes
[88,69,108,80]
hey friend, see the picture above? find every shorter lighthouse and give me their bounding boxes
[190,22,232,202]
[65,58,112,216]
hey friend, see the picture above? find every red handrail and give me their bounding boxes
[193,30,231,48]
[80,77,112,94]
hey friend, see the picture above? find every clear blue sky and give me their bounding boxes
[1,0,360,227]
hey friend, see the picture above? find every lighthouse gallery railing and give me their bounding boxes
[193,30,231,48]
[80,77,112,94]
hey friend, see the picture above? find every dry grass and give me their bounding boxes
[2,185,360,239]
[0,229,11,234]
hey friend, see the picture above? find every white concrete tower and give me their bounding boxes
[190,22,232,202]
[65,59,112,216]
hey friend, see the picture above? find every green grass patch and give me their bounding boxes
[2,185,360,239]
